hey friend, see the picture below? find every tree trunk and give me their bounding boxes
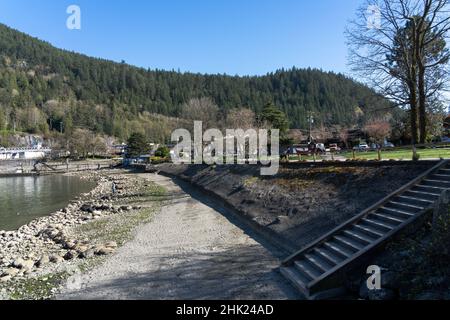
[409,81,419,145]
[418,66,427,144]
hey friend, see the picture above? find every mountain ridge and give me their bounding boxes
[0,23,392,140]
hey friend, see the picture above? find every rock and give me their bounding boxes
[0,275,11,283]
[104,241,118,249]
[2,268,19,277]
[64,251,78,261]
[12,258,25,269]
[49,255,64,264]
[95,247,116,256]
[79,249,95,259]
[368,288,396,300]
[63,240,77,250]
[80,204,94,213]
[36,255,50,268]
[21,260,34,271]
[74,245,89,253]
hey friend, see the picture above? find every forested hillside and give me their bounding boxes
[0,23,392,140]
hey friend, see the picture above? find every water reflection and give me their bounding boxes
[0,175,95,231]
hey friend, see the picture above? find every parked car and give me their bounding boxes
[370,143,380,150]
[329,143,341,152]
[353,143,370,151]
[383,142,395,148]
[315,143,326,153]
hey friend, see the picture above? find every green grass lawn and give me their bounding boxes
[341,148,450,160]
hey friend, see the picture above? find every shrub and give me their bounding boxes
[155,146,170,158]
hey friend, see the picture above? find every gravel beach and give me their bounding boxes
[58,173,299,300]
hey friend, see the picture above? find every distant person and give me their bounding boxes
[112,182,117,195]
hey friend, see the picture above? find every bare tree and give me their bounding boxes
[414,0,450,142]
[347,0,450,144]
[364,118,392,143]
[180,97,219,130]
[338,127,351,149]
[226,108,256,129]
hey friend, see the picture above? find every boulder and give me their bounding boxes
[63,240,77,250]
[12,258,25,269]
[35,255,50,268]
[95,247,116,256]
[80,204,94,213]
[79,249,95,259]
[49,255,64,264]
[104,241,118,249]
[21,260,35,271]
[2,268,19,277]
[74,245,89,254]
[64,251,78,261]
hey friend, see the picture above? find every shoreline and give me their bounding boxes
[0,169,165,300]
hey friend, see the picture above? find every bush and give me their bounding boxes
[155,146,170,158]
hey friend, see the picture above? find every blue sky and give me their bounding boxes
[0,0,363,76]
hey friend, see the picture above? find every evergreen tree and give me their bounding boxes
[126,132,148,158]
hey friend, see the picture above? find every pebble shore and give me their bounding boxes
[0,170,158,299]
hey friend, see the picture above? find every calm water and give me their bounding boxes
[0,175,95,231]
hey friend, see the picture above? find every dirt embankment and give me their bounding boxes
[154,163,434,250]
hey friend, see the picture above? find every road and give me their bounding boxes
[58,173,299,300]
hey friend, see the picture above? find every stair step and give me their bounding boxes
[431,174,450,181]
[334,235,365,251]
[280,266,310,291]
[414,185,448,193]
[397,195,433,206]
[342,229,374,244]
[314,247,343,266]
[386,201,424,212]
[352,224,384,238]
[438,168,450,174]
[404,190,440,201]
[379,206,416,219]
[305,252,334,272]
[294,260,323,279]
[323,241,353,259]
[371,212,405,225]
[422,179,450,188]
[361,218,395,232]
